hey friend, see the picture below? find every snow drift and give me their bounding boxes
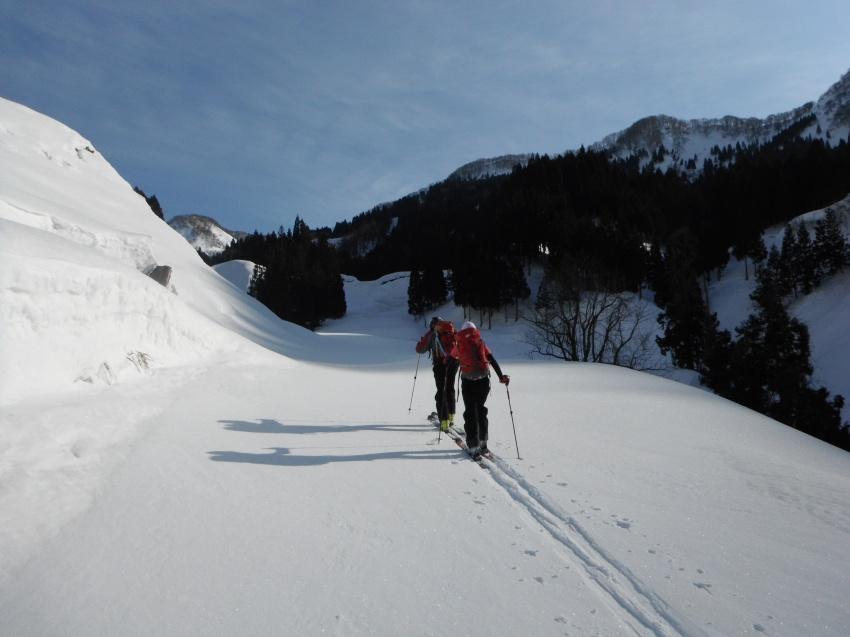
[0,97,318,405]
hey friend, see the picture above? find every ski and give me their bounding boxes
[426,412,466,436]
[426,413,490,467]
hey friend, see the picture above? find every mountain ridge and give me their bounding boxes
[450,66,850,180]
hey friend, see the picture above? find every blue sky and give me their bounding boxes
[3,1,850,233]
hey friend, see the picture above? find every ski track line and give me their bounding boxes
[477,445,705,637]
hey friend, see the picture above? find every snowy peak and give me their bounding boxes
[591,66,850,170]
[168,214,246,255]
[815,67,850,131]
[592,105,812,156]
[448,154,532,180]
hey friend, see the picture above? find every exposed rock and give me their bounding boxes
[147,265,172,287]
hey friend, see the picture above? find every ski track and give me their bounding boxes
[444,425,704,637]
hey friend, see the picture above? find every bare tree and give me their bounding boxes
[525,288,661,370]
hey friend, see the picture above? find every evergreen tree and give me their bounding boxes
[421,267,448,311]
[655,229,712,370]
[749,237,768,279]
[779,225,800,296]
[752,246,790,306]
[794,223,816,294]
[407,270,423,319]
[134,186,164,219]
[814,208,849,277]
[699,314,734,395]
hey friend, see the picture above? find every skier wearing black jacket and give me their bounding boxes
[415,316,459,432]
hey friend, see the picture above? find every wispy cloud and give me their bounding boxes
[3,0,850,232]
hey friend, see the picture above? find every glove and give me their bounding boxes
[499,375,510,385]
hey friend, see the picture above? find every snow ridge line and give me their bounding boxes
[480,451,706,637]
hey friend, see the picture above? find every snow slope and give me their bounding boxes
[2,98,850,637]
[0,97,323,405]
[708,194,850,419]
[212,259,258,294]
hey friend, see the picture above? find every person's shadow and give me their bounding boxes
[208,446,457,466]
[219,419,433,435]
[209,418,457,466]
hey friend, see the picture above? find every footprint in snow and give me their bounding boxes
[693,582,713,594]
[524,549,538,557]
[616,520,632,529]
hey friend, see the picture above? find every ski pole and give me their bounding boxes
[408,353,421,414]
[438,363,450,444]
[505,385,521,459]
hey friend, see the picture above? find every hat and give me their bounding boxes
[429,316,443,328]
[461,321,476,331]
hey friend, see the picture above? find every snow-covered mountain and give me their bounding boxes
[450,67,850,180]
[168,213,247,255]
[448,153,533,180]
[591,68,850,171]
[3,97,850,637]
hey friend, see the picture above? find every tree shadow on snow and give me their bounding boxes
[207,446,458,467]
[219,419,433,435]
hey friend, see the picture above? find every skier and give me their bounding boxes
[415,316,460,432]
[456,321,509,459]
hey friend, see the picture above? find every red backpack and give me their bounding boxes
[456,327,489,379]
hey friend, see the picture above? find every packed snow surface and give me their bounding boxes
[212,259,258,294]
[2,98,850,637]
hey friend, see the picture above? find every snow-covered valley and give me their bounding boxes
[2,97,850,636]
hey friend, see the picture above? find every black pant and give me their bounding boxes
[462,376,490,448]
[433,358,459,420]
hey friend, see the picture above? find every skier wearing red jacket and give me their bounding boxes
[415,316,459,432]
[455,321,509,459]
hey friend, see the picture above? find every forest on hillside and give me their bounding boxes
[204,128,850,450]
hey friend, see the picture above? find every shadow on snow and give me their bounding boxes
[219,418,433,435]
[207,446,458,466]
[209,418,455,466]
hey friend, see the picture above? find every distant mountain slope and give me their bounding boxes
[447,153,533,180]
[168,214,247,255]
[590,68,850,172]
[448,67,850,180]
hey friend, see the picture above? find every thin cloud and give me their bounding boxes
[3,1,850,232]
